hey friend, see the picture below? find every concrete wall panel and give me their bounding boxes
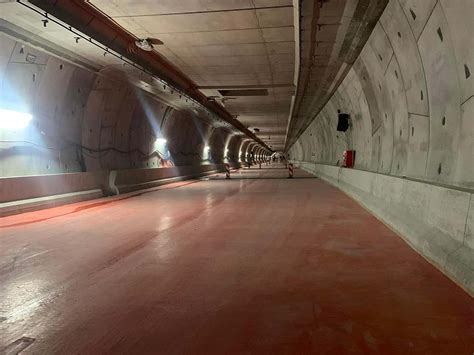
[440,0,474,102]
[380,0,429,116]
[399,0,437,40]
[0,35,15,84]
[418,3,461,184]
[367,22,393,73]
[456,98,474,188]
[291,0,473,293]
[0,32,262,182]
[291,0,472,188]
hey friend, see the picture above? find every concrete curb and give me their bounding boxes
[115,169,222,194]
[0,164,239,217]
[0,189,104,217]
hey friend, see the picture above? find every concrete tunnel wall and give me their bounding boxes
[0,32,270,210]
[290,0,474,295]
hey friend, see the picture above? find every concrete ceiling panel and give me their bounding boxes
[266,41,295,54]
[131,11,259,34]
[91,0,255,17]
[255,7,293,27]
[169,43,268,58]
[1,0,300,151]
[253,0,293,6]
[181,54,269,67]
[318,0,347,17]
[269,53,294,65]
[151,29,264,46]
[261,27,295,42]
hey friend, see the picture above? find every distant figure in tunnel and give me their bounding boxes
[337,109,350,132]
[248,150,255,168]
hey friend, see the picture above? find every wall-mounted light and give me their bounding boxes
[203,145,210,160]
[156,138,167,144]
[0,109,33,130]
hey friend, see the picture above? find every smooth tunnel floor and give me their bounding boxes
[0,166,473,354]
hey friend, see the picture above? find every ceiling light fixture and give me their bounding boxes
[130,38,164,53]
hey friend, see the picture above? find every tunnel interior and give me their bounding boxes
[0,0,473,352]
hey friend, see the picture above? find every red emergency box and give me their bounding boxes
[342,150,355,168]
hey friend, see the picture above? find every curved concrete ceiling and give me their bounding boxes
[0,0,272,151]
[0,0,391,153]
[83,0,389,152]
[87,0,298,152]
[290,0,474,191]
[286,0,388,150]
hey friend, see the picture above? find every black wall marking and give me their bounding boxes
[465,64,471,79]
[437,27,443,41]
[26,53,36,63]
[410,8,416,20]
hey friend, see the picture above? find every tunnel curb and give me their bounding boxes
[0,163,240,217]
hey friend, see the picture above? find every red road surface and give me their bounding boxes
[1,166,473,354]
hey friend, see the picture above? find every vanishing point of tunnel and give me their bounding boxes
[0,0,473,354]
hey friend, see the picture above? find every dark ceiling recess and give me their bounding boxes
[218,89,269,97]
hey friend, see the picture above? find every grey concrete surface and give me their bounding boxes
[289,0,473,293]
[0,28,258,213]
[0,30,256,196]
[289,0,473,190]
